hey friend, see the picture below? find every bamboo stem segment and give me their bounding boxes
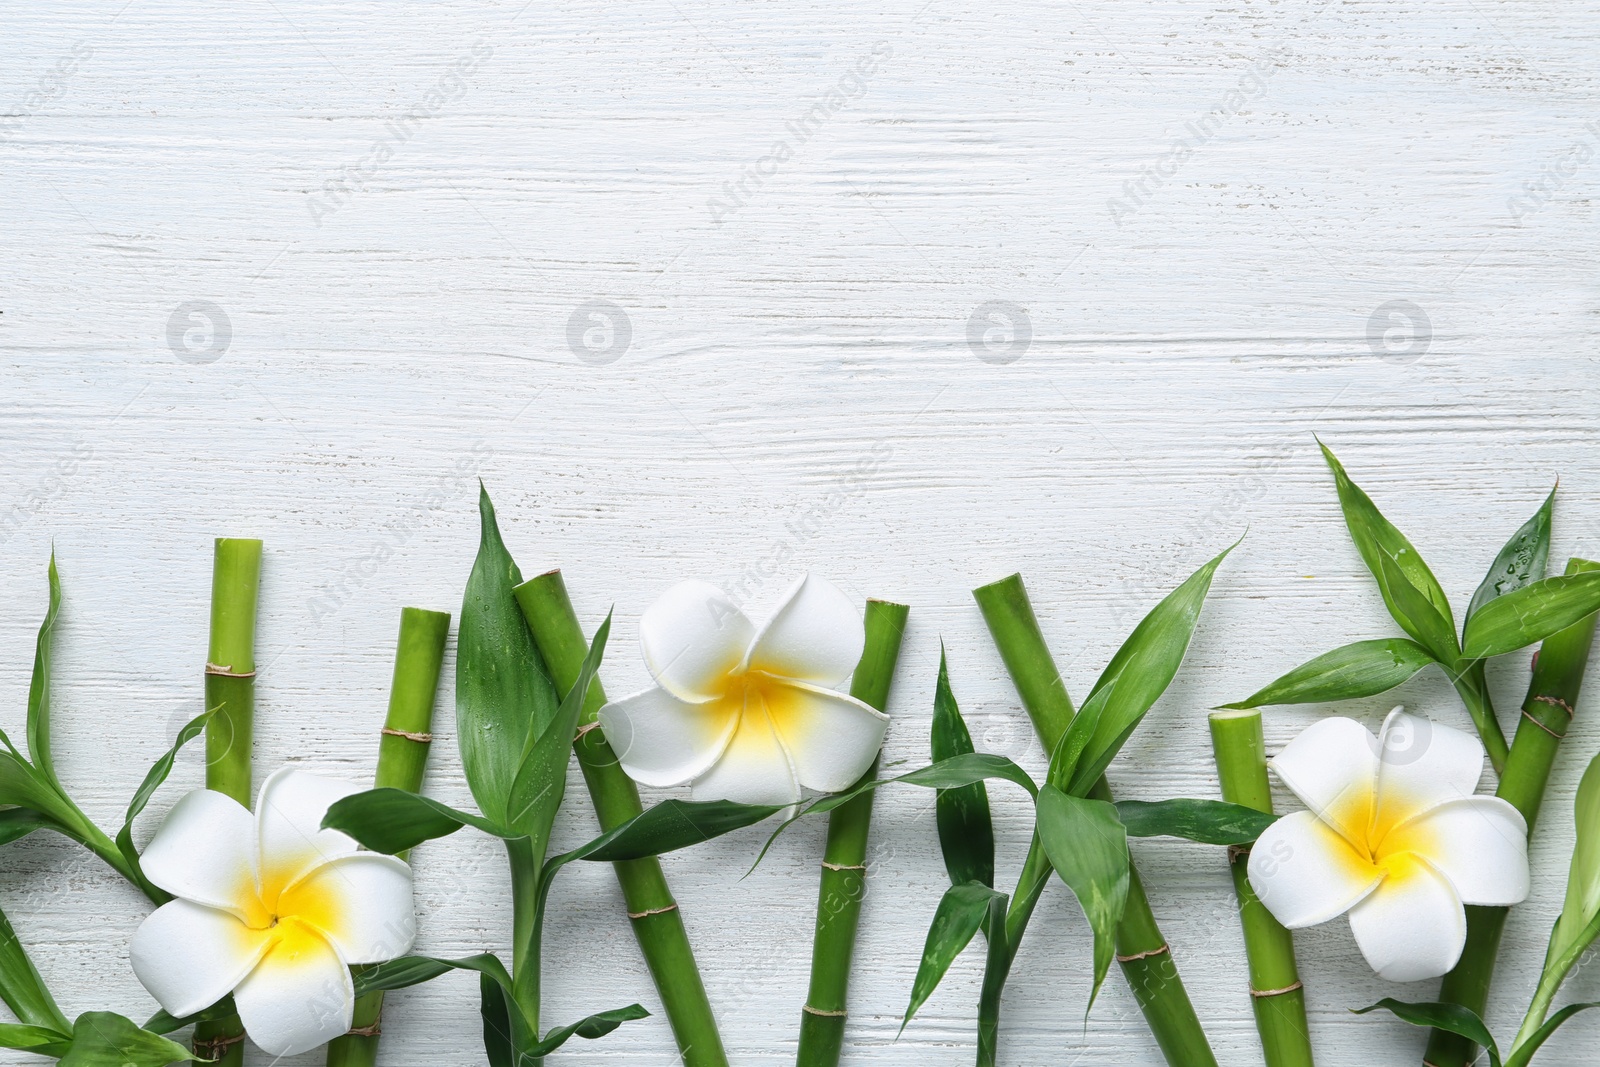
[973,573,1217,1067]
[796,599,910,1067]
[327,607,450,1067]
[196,538,262,1067]
[515,571,729,1067]
[1425,557,1600,1067]
[1209,709,1314,1067]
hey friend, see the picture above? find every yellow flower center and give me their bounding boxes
[1325,786,1439,885]
[233,856,343,962]
[708,669,806,740]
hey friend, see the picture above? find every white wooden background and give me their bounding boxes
[4,0,1600,1063]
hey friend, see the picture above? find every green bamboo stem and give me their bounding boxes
[1427,557,1600,1067]
[196,538,261,1067]
[508,837,543,1039]
[974,573,1217,1067]
[514,570,728,1067]
[1450,661,1511,775]
[327,607,450,1067]
[796,599,910,1067]
[1210,709,1314,1067]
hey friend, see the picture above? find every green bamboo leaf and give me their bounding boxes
[0,904,69,1033]
[26,555,62,787]
[1114,798,1277,845]
[1547,752,1600,968]
[323,788,514,854]
[931,649,994,889]
[115,709,215,878]
[1062,542,1235,796]
[548,799,783,875]
[504,614,612,854]
[1461,572,1600,661]
[0,1022,71,1058]
[1505,1001,1600,1067]
[1219,638,1437,710]
[57,1011,198,1067]
[1318,440,1456,638]
[901,882,1006,1031]
[457,485,561,826]
[1372,548,1459,662]
[0,808,58,848]
[1034,784,1130,1012]
[527,1004,650,1056]
[1352,999,1500,1067]
[353,952,515,997]
[479,971,515,1067]
[141,999,235,1036]
[1467,486,1555,625]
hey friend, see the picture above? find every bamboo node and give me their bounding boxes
[1533,694,1576,718]
[1522,708,1568,739]
[575,721,603,739]
[381,727,433,743]
[345,1021,382,1037]
[1226,844,1253,863]
[193,1032,246,1054]
[821,862,867,871]
[627,904,679,919]
[802,1005,847,1018]
[1116,944,1170,962]
[204,662,256,678]
[1250,980,1303,998]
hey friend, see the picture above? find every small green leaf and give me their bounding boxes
[58,1011,199,1067]
[1063,541,1234,796]
[1462,571,1600,661]
[553,798,782,873]
[353,952,515,997]
[1114,798,1277,845]
[116,709,215,884]
[1505,1001,1600,1067]
[1373,548,1460,662]
[902,882,1006,1031]
[1219,638,1437,710]
[479,971,516,1067]
[931,649,994,889]
[0,1022,71,1058]
[457,485,561,826]
[1467,486,1555,624]
[323,789,514,854]
[26,555,62,787]
[141,999,235,1036]
[0,896,70,1033]
[1034,784,1130,1013]
[1352,999,1500,1067]
[527,1004,650,1056]
[1319,440,1456,640]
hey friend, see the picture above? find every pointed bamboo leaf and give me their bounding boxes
[141,999,235,1036]
[505,614,612,855]
[353,952,515,997]
[1371,546,1458,661]
[57,1011,197,1067]
[901,883,1006,1031]
[546,798,783,878]
[931,649,994,888]
[480,971,516,1067]
[1547,752,1600,969]
[0,1023,71,1058]
[26,555,62,787]
[1319,440,1456,638]
[1352,1000,1500,1067]
[115,708,215,876]
[1220,638,1438,710]
[1034,784,1130,1012]
[1064,542,1235,796]
[1461,571,1600,661]
[0,904,69,1033]
[1114,799,1277,845]
[527,1004,650,1056]
[1467,486,1555,625]
[1505,1001,1600,1067]
[457,485,560,826]
[0,808,58,848]
[324,788,515,854]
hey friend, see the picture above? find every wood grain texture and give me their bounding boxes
[3,0,1600,1062]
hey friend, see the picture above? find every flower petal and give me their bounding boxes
[764,680,888,793]
[254,768,362,895]
[1384,797,1529,906]
[1348,854,1468,982]
[1270,716,1380,845]
[129,899,269,1018]
[1375,708,1486,822]
[280,853,416,965]
[743,574,865,687]
[640,580,755,702]
[597,686,739,788]
[690,707,800,806]
[1247,810,1382,928]
[138,789,258,919]
[233,924,354,1057]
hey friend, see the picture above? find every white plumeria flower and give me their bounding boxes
[1248,707,1529,983]
[596,574,887,806]
[130,768,415,1057]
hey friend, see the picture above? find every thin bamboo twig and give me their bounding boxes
[194,538,261,1067]
[514,570,729,1067]
[973,572,1217,1067]
[327,607,450,1067]
[1424,557,1600,1067]
[1210,709,1314,1067]
[796,600,910,1067]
